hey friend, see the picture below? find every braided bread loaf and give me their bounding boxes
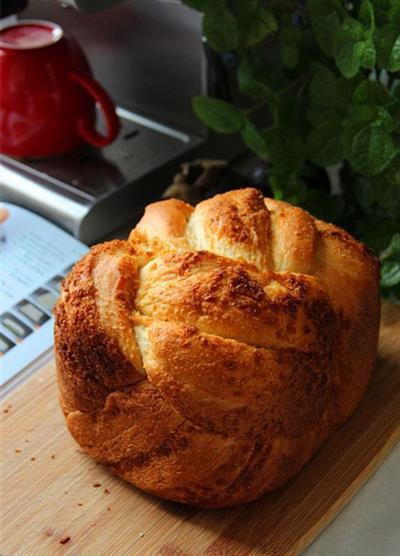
[55,188,380,507]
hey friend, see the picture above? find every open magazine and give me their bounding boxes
[0,203,88,386]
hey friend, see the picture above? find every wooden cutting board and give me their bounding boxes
[1,302,400,556]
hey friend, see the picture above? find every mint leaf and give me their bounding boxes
[350,104,377,124]
[381,260,400,287]
[341,118,365,153]
[347,104,394,132]
[308,123,345,166]
[203,7,238,53]
[238,58,278,107]
[374,107,396,132]
[349,126,397,176]
[336,41,364,78]
[278,93,309,137]
[241,80,276,105]
[388,35,400,71]
[309,1,341,57]
[359,0,375,32]
[192,96,244,133]
[375,26,400,70]
[383,157,400,187]
[375,180,400,219]
[307,65,348,127]
[352,176,375,211]
[341,16,366,41]
[239,7,277,48]
[280,27,302,70]
[308,72,358,126]
[352,80,391,106]
[282,44,298,70]
[381,233,400,260]
[335,15,374,77]
[263,127,305,174]
[308,106,340,127]
[241,120,269,160]
[360,40,376,68]
[309,65,339,108]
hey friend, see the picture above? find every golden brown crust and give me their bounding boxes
[136,250,336,352]
[55,188,380,507]
[55,241,144,414]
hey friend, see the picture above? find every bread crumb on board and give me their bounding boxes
[93,482,101,488]
[59,535,71,545]
[104,488,110,494]
[15,449,21,453]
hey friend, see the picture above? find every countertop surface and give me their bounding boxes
[305,438,400,555]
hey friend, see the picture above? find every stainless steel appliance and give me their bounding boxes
[0,0,241,243]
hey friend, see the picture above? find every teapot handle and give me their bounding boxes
[70,71,120,148]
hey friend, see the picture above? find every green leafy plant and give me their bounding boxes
[183,0,400,300]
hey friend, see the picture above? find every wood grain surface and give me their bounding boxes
[1,302,399,556]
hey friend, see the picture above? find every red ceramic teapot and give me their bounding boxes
[0,20,120,158]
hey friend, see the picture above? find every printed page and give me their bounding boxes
[0,203,88,385]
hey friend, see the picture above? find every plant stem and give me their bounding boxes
[244,99,269,116]
[297,74,311,98]
[280,73,308,95]
[244,74,308,120]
